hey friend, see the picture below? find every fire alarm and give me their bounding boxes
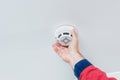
[55,25,74,46]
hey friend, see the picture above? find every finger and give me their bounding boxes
[71,28,78,47]
[54,42,68,48]
[52,43,59,53]
[71,28,78,42]
[70,28,79,52]
[52,43,63,55]
[52,42,68,54]
[54,46,64,57]
[55,42,62,47]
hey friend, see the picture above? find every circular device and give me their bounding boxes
[55,25,74,46]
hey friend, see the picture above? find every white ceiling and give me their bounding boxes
[0,0,120,80]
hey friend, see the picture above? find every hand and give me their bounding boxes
[52,28,84,68]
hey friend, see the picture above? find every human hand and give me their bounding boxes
[52,28,84,68]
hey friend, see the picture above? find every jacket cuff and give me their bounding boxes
[74,59,92,78]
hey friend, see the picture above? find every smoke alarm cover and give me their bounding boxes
[55,25,74,46]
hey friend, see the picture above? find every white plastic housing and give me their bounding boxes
[55,25,74,46]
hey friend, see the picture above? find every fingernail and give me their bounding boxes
[71,28,75,32]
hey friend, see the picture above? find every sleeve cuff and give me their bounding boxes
[74,59,92,78]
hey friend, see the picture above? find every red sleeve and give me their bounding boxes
[79,65,117,80]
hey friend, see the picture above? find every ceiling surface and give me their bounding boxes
[0,0,120,80]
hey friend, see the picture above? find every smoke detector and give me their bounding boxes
[55,25,74,46]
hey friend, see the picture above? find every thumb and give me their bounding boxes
[69,28,79,53]
[71,28,78,45]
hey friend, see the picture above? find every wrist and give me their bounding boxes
[69,53,84,68]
